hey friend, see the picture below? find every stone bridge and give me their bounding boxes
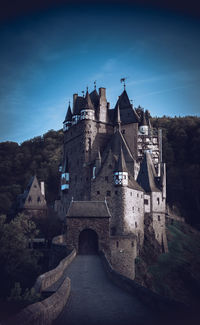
[52,254,154,325]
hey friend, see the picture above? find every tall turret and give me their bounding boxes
[63,104,72,132]
[80,90,95,120]
[139,110,149,135]
[114,147,128,186]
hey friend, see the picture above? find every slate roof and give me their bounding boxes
[67,201,111,218]
[114,147,128,172]
[73,96,85,115]
[85,90,95,110]
[140,110,148,126]
[64,104,72,122]
[137,152,160,192]
[114,90,139,124]
[90,89,99,109]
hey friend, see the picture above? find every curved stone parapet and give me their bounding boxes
[34,248,76,293]
[4,277,71,325]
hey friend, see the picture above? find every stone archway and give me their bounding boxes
[78,229,99,255]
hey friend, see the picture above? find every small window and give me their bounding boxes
[138,208,140,212]
[135,222,138,228]
[137,193,139,197]
[144,199,148,205]
[157,197,160,205]
[123,175,126,179]
[34,185,37,188]
[132,207,134,212]
[37,196,41,202]
[109,164,112,169]
[97,191,100,195]
[28,196,32,202]
[131,241,134,247]
[158,215,161,221]
[105,176,108,182]
[116,241,119,248]
[115,191,118,195]
[130,192,132,196]
[106,190,111,197]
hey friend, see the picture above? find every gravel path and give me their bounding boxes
[53,255,155,325]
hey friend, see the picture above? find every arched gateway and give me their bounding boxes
[66,201,111,254]
[78,229,98,254]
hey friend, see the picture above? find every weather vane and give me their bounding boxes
[68,100,71,106]
[120,77,127,90]
[94,80,96,89]
[81,90,85,97]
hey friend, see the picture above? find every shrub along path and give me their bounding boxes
[53,255,156,325]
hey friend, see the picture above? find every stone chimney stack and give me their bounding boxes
[99,87,107,123]
[40,181,45,197]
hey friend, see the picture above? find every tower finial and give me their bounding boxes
[120,77,127,90]
[69,100,71,106]
[86,86,88,92]
[82,90,85,97]
[94,80,96,90]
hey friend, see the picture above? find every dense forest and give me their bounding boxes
[0,116,199,227]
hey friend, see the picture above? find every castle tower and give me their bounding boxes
[63,103,72,132]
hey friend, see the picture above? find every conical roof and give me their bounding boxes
[64,104,72,122]
[140,110,148,126]
[90,89,99,109]
[84,90,94,110]
[114,147,128,172]
[137,152,160,192]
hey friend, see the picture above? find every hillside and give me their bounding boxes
[135,219,200,307]
[0,116,199,227]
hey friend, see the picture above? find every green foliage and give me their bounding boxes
[152,116,200,226]
[7,282,41,307]
[148,221,200,304]
[0,214,42,296]
[0,129,63,215]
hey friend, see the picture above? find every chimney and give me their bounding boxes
[99,87,106,99]
[73,93,78,113]
[40,182,45,197]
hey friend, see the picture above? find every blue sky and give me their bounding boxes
[0,2,200,143]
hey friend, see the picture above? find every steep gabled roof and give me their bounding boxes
[19,175,46,210]
[64,104,72,122]
[111,130,136,161]
[67,201,111,218]
[115,90,132,110]
[114,90,139,124]
[90,89,99,109]
[73,96,85,115]
[137,152,160,192]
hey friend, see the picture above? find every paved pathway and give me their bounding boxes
[53,255,156,325]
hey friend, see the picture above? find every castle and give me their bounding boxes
[55,84,168,279]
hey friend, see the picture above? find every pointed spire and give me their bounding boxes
[64,103,72,122]
[85,90,94,110]
[140,110,148,126]
[115,147,128,173]
[137,152,160,192]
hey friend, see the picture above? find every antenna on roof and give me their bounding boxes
[94,80,96,90]
[81,90,85,97]
[86,86,88,92]
[120,77,127,90]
